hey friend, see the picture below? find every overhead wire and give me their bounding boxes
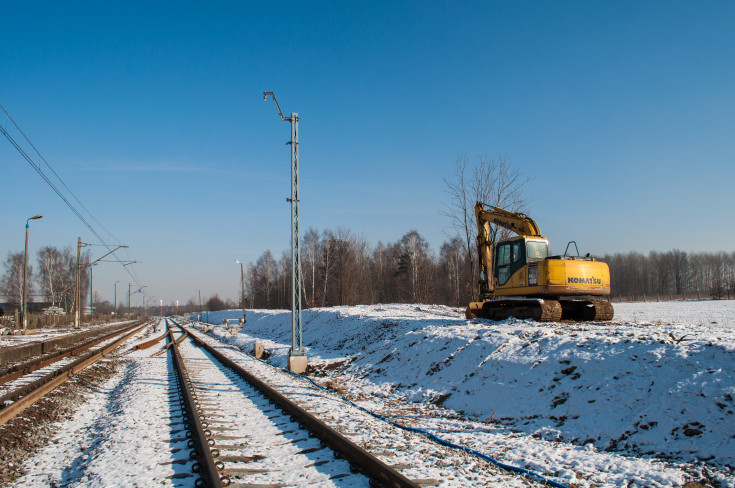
[1,103,148,296]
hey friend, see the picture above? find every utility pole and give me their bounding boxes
[235,260,246,322]
[89,264,96,320]
[73,240,126,326]
[196,289,202,322]
[75,237,82,328]
[264,91,306,373]
[126,286,146,317]
[114,280,119,316]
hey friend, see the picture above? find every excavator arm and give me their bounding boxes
[474,202,543,297]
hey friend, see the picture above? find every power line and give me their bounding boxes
[1,104,147,295]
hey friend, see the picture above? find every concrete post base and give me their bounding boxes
[288,354,308,374]
[253,341,265,359]
[11,329,36,335]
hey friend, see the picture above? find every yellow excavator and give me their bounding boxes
[466,202,613,322]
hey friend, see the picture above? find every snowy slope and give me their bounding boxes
[197,300,735,487]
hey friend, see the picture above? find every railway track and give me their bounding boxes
[0,320,152,427]
[169,318,420,487]
[168,318,539,488]
[3,317,541,486]
[0,321,142,376]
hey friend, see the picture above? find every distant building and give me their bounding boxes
[43,306,67,316]
[0,303,15,316]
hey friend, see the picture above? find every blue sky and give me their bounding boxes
[1,1,733,306]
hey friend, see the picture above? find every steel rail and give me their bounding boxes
[122,323,170,354]
[171,318,420,488]
[166,319,224,488]
[152,326,187,357]
[0,321,151,427]
[0,322,149,405]
[0,321,144,386]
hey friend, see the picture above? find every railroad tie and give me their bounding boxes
[225,483,287,488]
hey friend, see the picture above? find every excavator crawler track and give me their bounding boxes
[467,298,563,322]
[559,299,614,321]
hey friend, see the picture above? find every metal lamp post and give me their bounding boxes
[264,91,306,372]
[89,263,98,319]
[114,280,120,316]
[235,260,246,321]
[21,214,43,329]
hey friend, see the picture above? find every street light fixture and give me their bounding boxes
[264,91,306,373]
[21,214,43,329]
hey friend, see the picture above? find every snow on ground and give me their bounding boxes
[13,320,192,487]
[613,300,735,327]
[0,321,134,349]
[197,300,735,488]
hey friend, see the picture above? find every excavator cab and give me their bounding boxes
[493,237,549,288]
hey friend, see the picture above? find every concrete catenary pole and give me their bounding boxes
[75,237,81,329]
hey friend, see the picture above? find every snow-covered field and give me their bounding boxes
[197,300,735,488]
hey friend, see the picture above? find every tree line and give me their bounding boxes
[6,240,731,318]
[231,154,735,310]
[243,228,473,309]
[603,250,735,301]
[0,246,91,312]
[239,231,734,310]
[4,155,732,316]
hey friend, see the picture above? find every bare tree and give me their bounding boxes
[332,228,357,305]
[443,153,530,299]
[320,230,336,306]
[185,297,198,314]
[206,294,227,311]
[257,250,275,308]
[443,155,476,297]
[669,249,690,295]
[440,237,466,306]
[278,251,290,309]
[302,228,320,307]
[396,231,432,302]
[246,263,257,308]
[371,242,389,303]
[0,252,28,308]
[36,246,77,308]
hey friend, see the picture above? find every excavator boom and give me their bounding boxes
[475,202,542,238]
[474,202,543,298]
